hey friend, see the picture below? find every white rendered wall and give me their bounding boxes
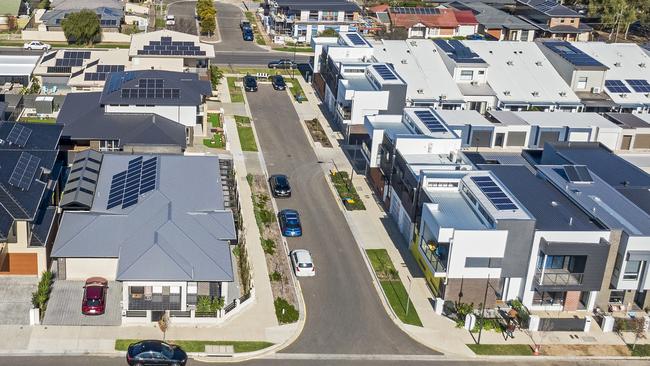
[64,258,118,280]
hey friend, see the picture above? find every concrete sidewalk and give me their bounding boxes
[287,76,650,357]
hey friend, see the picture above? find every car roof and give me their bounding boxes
[85,285,104,299]
[282,209,298,216]
[274,174,288,180]
[293,250,312,262]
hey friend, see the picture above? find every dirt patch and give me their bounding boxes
[541,344,631,357]
[247,174,298,311]
[304,118,332,147]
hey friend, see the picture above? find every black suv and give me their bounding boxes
[269,174,291,197]
[268,59,297,69]
[271,75,286,90]
[126,340,187,366]
[243,75,257,92]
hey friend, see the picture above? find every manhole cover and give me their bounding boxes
[582,336,597,342]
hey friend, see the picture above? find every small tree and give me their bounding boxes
[61,10,102,45]
[631,317,647,351]
[200,16,216,36]
[38,0,51,10]
[158,312,170,341]
[319,28,339,37]
[6,16,17,31]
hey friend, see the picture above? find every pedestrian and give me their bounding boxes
[506,321,516,339]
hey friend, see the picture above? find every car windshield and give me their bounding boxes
[285,215,300,227]
[86,298,101,306]
[275,176,288,187]
[274,77,285,85]
[245,77,255,85]
[298,262,313,268]
[135,342,174,359]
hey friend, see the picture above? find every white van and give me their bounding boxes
[166,15,175,26]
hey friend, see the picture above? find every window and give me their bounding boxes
[427,181,459,188]
[521,30,529,41]
[608,290,625,304]
[538,255,565,269]
[321,11,337,21]
[624,260,642,280]
[345,11,355,21]
[560,19,565,23]
[465,257,502,268]
[460,70,473,81]
[99,140,119,152]
[532,290,565,306]
[478,70,485,75]
[577,76,588,89]
[308,10,318,21]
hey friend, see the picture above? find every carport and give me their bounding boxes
[43,280,123,326]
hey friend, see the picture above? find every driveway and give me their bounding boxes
[246,85,434,354]
[167,0,198,35]
[43,280,122,326]
[0,276,38,325]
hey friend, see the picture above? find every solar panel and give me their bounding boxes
[47,66,72,74]
[543,42,604,67]
[346,33,366,46]
[413,110,447,133]
[575,166,593,183]
[605,80,631,93]
[470,176,518,211]
[626,79,650,93]
[564,165,593,183]
[372,64,398,81]
[139,157,157,194]
[563,165,580,182]
[107,171,127,209]
[8,152,41,191]
[6,124,32,147]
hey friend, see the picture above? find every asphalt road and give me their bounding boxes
[245,85,432,354]
[167,0,198,35]
[0,355,644,366]
[215,2,264,52]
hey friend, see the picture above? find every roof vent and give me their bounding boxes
[506,60,514,66]
[410,41,417,46]
[559,91,566,97]
[401,59,407,64]
[614,62,621,67]
[532,91,540,97]
[569,217,573,226]
[551,201,558,207]
[503,90,511,96]
[535,61,542,66]
[470,81,478,85]
[489,50,493,54]
[417,88,424,94]
[640,63,646,68]
[406,50,410,53]
[620,93,627,98]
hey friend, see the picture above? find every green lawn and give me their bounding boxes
[288,78,307,102]
[330,171,365,210]
[365,249,422,327]
[467,344,533,356]
[235,115,258,152]
[18,117,56,123]
[203,133,224,148]
[115,339,273,353]
[273,46,313,53]
[629,344,650,357]
[227,77,244,103]
[208,113,221,127]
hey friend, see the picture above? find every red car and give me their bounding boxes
[82,277,108,315]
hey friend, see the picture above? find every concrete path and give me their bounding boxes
[0,276,37,325]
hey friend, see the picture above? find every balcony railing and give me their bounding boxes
[337,104,351,120]
[535,271,584,286]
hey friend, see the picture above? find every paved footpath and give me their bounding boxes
[287,76,650,357]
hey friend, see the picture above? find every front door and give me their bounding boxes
[634,290,647,309]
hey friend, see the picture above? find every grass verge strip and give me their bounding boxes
[467,344,533,356]
[235,115,258,152]
[227,77,244,103]
[115,339,273,353]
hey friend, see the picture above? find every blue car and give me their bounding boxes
[243,29,254,41]
[279,209,302,237]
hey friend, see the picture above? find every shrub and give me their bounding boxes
[196,295,212,313]
[454,302,475,326]
[31,271,53,318]
[274,297,299,324]
[269,271,282,282]
[262,238,276,255]
[210,297,225,312]
[210,65,223,87]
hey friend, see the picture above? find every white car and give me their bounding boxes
[290,250,315,277]
[23,41,51,51]
[166,15,175,26]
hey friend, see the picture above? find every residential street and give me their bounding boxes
[246,85,432,354]
[167,0,198,35]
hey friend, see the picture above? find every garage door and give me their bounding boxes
[568,131,590,142]
[633,134,650,149]
[537,131,560,147]
[0,253,38,275]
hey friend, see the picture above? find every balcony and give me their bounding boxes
[419,239,448,274]
[337,103,351,120]
[535,270,584,287]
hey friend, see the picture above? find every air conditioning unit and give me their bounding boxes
[620,93,627,98]
[614,62,621,67]
[439,94,447,100]
[640,63,647,68]
[503,90,511,96]
[591,87,601,94]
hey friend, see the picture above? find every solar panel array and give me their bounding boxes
[100,19,118,26]
[372,64,398,81]
[564,165,592,183]
[137,37,206,56]
[434,39,484,63]
[41,52,56,63]
[534,0,559,13]
[413,110,447,133]
[626,79,650,93]
[345,33,366,46]
[84,65,126,81]
[106,71,137,94]
[6,124,32,147]
[605,80,631,93]
[120,78,180,99]
[390,7,440,14]
[470,176,518,211]
[47,66,72,74]
[8,152,41,191]
[543,42,604,67]
[106,156,158,210]
[55,51,91,67]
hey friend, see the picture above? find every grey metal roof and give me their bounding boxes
[0,122,62,241]
[274,0,360,12]
[60,150,103,209]
[517,0,581,17]
[42,0,122,27]
[449,2,536,30]
[52,154,237,282]
[604,113,650,129]
[480,165,603,231]
[57,92,187,149]
[100,70,211,107]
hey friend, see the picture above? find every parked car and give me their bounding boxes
[243,74,258,92]
[278,209,302,237]
[82,277,108,315]
[242,28,254,41]
[268,59,297,69]
[23,41,51,51]
[290,249,315,277]
[126,340,187,366]
[166,15,176,26]
[240,20,251,30]
[269,174,291,197]
[271,75,287,91]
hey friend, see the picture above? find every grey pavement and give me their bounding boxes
[214,2,265,52]
[167,0,198,35]
[0,277,37,325]
[245,85,433,355]
[43,281,122,326]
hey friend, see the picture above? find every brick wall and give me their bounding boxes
[445,278,502,308]
[564,291,581,311]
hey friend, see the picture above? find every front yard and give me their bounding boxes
[330,171,365,210]
[366,249,422,327]
[234,115,257,152]
[202,113,225,149]
[227,77,244,103]
[115,339,273,353]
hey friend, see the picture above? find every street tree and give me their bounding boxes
[589,0,650,39]
[61,10,101,45]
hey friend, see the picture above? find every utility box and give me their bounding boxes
[35,96,54,114]
[583,317,592,332]
[601,315,614,333]
[528,315,540,331]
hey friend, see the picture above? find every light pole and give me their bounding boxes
[406,275,413,317]
[477,274,491,345]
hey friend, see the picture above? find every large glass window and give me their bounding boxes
[624,260,642,280]
[460,70,474,81]
[532,290,565,306]
[608,290,625,304]
[577,76,588,89]
[538,255,565,269]
[321,11,337,21]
